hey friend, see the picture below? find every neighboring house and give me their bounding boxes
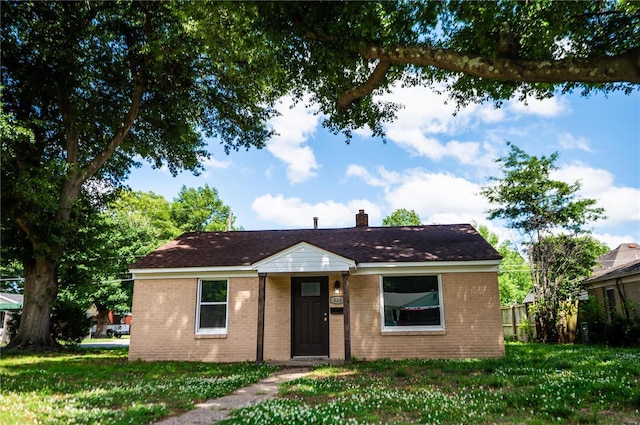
[0,293,23,343]
[584,243,640,321]
[129,210,504,363]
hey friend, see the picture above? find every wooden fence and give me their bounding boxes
[501,301,579,342]
[501,304,534,341]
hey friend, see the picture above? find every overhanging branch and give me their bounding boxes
[336,45,640,110]
[336,59,392,111]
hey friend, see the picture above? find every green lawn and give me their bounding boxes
[1,343,638,424]
[0,347,276,425]
[227,343,640,425]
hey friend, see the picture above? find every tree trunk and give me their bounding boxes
[7,256,59,351]
[93,308,111,338]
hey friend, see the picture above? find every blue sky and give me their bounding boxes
[127,85,640,249]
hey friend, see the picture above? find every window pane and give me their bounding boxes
[301,281,321,297]
[201,280,227,302]
[200,304,226,328]
[383,276,441,327]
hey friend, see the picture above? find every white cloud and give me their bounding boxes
[507,95,570,117]
[348,165,490,225]
[557,132,592,152]
[592,232,639,250]
[386,170,490,223]
[267,97,320,184]
[552,163,640,228]
[373,85,508,168]
[202,156,231,170]
[251,194,381,228]
[346,164,393,187]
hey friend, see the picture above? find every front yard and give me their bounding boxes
[1,343,639,424]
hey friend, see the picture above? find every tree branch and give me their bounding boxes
[336,45,640,110]
[336,59,392,111]
[56,11,152,221]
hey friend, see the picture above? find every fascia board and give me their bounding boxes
[130,266,256,280]
[354,260,501,275]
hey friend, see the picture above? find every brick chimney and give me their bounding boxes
[355,209,368,228]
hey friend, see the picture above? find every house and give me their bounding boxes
[0,293,23,343]
[584,243,640,321]
[128,210,504,363]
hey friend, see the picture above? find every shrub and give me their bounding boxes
[580,296,640,347]
[51,300,93,345]
[517,318,535,342]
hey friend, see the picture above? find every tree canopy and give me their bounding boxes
[481,142,605,239]
[255,1,639,140]
[382,209,422,226]
[171,185,235,232]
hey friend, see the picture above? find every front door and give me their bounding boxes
[292,276,329,357]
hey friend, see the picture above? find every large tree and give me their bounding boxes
[255,1,639,140]
[1,1,286,350]
[481,143,606,342]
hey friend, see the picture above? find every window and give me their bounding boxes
[381,275,443,330]
[605,288,616,320]
[196,279,228,334]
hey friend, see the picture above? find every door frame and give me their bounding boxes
[291,276,329,358]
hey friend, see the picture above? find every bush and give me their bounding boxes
[51,300,92,345]
[517,318,535,342]
[580,296,640,347]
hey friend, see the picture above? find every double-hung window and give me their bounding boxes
[381,275,443,330]
[196,279,228,334]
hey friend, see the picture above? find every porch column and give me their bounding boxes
[342,271,352,362]
[256,273,266,364]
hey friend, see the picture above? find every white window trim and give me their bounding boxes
[195,278,229,335]
[379,274,445,332]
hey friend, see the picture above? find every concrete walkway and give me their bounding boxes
[155,368,310,424]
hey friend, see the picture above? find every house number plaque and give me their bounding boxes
[330,296,344,305]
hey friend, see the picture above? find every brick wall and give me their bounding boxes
[329,272,345,360]
[263,275,291,361]
[129,277,258,362]
[349,273,505,359]
[130,271,504,362]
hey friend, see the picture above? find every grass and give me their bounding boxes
[1,343,638,424]
[0,347,276,425]
[226,343,640,425]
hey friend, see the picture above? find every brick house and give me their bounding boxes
[584,243,640,321]
[128,210,504,363]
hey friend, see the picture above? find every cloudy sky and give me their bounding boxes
[127,85,639,249]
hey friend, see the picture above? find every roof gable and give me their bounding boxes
[252,242,356,273]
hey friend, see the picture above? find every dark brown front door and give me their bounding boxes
[292,276,329,357]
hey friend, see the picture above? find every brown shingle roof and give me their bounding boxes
[586,259,640,284]
[592,243,640,276]
[130,224,501,270]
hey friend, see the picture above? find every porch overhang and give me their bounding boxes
[251,242,356,274]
